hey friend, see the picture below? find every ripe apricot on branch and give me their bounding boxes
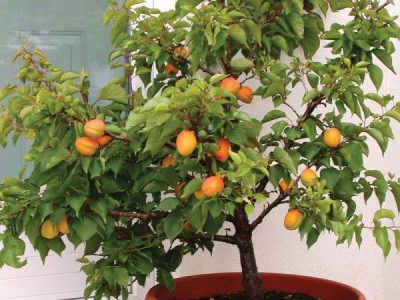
[162,155,177,168]
[220,77,240,95]
[201,175,224,197]
[75,137,99,156]
[176,130,197,157]
[323,128,342,148]
[194,189,206,201]
[173,46,189,61]
[183,220,197,233]
[284,209,304,230]
[300,168,318,187]
[165,63,179,75]
[57,215,70,234]
[279,179,296,193]
[213,138,231,162]
[84,119,106,138]
[96,135,112,148]
[238,86,254,103]
[41,219,59,239]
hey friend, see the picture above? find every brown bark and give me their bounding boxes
[234,206,264,300]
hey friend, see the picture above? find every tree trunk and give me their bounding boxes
[234,206,264,300]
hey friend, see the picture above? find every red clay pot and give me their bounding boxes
[145,272,366,300]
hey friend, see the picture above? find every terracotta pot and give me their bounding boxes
[145,272,366,300]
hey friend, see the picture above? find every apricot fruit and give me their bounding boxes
[323,128,342,148]
[41,219,59,239]
[176,130,197,157]
[96,135,112,148]
[201,175,224,197]
[84,119,106,138]
[165,63,179,75]
[194,189,206,201]
[300,168,318,187]
[279,179,296,193]
[183,220,196,233]
[162,155,177,168]
[173,46,189,62]
[213,138,231,162]
[284,209,304,230]
[57,215,70,235]
[237,86,254,103]
[75,137,99,156]
[220,77,240,95]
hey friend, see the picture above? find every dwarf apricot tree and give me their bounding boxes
[1,1,400,299]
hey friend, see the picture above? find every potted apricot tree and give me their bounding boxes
[0,0,400,299]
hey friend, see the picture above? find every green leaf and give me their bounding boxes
[262,110,286,123]
[91,200,109,223]
[328,0,352,11]
[306,228,320,248]
[228,24,249,48]
[244,20,261,45]
[273,147,297,174]
[373,227,391,258]
[339,143,364,173]
[394,230,400,252]
[60,72,79,82]
[230,58,255,72]
[71,217,98,242]
[389,182,400,212]
[302,88,319,105]
[373,49,395,73]
[157,197,180,211]
[66,195,86,216]
[163,212,183,241]
[286,13,304,38]
[374,209,396,221]
[245,203,255,215]
[320,168,341,190]
[367,64,383,91]
[98,83,128,104]
[182,178,203,197]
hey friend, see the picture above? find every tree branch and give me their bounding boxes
[110,210,168,222]
[180,232,236,245]
[250,193,288,230]
[376,0,392,12]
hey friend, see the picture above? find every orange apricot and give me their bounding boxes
[75,137,99,156]
[96,135,113,149]
[84,119,106,138]
[300,168,318,187]
[323,128,342,148]
[176,130,197,157]
[165,63,179,75]
[213,138,231,162]
[279,179,296,193]
[284,209,304,230]
[162,155,177,168]
[220,77,240,95]
[41,219,59,239]
[201,175,224,197]
[237,86,254,103]
[57,215,70,235]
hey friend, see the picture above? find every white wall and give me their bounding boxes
[179,3,400,300]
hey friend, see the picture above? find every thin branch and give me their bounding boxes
[376,0,392,12]
[250,193,288,230]
[110,210,168,222]
[283,102,301,119]
[179,232,236,244]
[240,75,256,85]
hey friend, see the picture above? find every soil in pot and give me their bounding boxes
[182,290,318,300]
